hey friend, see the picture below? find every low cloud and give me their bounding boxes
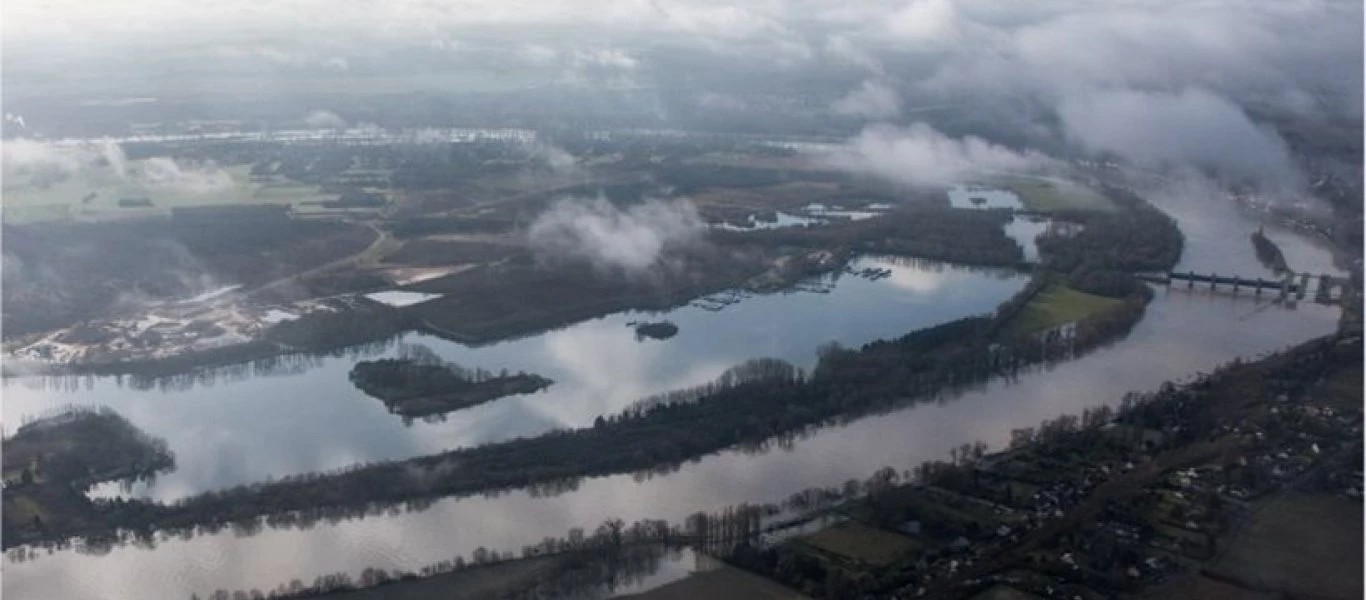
[2,138,233,194]
[819,122,1052,187]
[140,157,236,194]
[527,142,580,173]
[527,196,705,275]
[832,80,901,119]
[823,34,883,75]
[1058,87,1299,188]
[573,48,638,70]
[695,92,748,111]
[101,139,128,178]
[303,109,347,129]
[886,0,962,45]
[2,138,96,178]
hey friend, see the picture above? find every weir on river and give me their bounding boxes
[1137,270,1344,303]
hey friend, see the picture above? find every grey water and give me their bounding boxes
[2,180,1346,600]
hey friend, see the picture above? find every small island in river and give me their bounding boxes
[1252,226,1290,273]
[632,320,680,341]
[349,357,553,418]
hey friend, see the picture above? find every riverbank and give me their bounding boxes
[2,407,174,547]
[722,332,1362,599]
[1,264,1154,550]
[3,202,1030,380]
[2,179,1185,549]
[195,317,1361,600]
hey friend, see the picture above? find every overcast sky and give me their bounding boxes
[4,0,1361,191]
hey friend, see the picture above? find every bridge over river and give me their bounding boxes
[1136,270,1344,303]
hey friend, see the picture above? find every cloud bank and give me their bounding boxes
[820,123,1052,187]
[3,0,1358,199]
[1058,87,1299,188]
[3,139,235,194]
[303,109,347,129]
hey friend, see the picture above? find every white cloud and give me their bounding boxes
[303,110,347,130]
[519,44,560,66]
[573,48,639,70]
[823,34,883,75]
[886,0,961,45]
[139,158,236,194]
[527,197,705,275]
[2,138,99,177]
[1058,87,1297,186]
[832,80,901,119]
[2,139,234,194]
[820,122,1052,186]
[527,142,581,173]
[694,92,747,111]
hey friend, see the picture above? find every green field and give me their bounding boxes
[989,176,1116,213]
[2,163,328,223]
[799,522,922,567]
[1009,281,1125,335]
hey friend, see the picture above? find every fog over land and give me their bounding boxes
[528,197,706,276]
[3,0,1360,198]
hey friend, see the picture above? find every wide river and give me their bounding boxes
[1,180,1347,600]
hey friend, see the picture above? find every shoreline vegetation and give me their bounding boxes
[201,329,1360,600]
[0,272,1153,551]
[2,407,175,545]
[349,346,552,418]
[1251,226,1290,273]
[632,321,680,341]
[0,180,1184,550]
[3,201,1029,381]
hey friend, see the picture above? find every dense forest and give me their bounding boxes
[3,407,175,546]
[718,206,1026,268]
[350,345,552,418]
[1252,227,1290,273]
[1035,185,1183,297]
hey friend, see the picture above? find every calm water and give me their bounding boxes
[2,179,1347,600]
[1140,174,1347,277]
[4,289,1336,600]
[5,258,1026,503]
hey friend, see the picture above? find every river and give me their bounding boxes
[1,180,1347,600]
[5,258,1025,503]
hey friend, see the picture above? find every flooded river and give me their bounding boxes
[5,258,1025,503]
[1,180,1348,600]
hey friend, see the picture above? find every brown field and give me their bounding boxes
[1149,574,1278,600]
[1205,491,1363,599]
[622,564,809,600]
[798,522,922,567]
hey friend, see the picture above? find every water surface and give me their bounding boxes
[6,257,1026,503]
[2,179,1347,600]
[4,287,1336,600]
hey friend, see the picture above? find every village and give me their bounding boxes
[714,335,1363,600]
